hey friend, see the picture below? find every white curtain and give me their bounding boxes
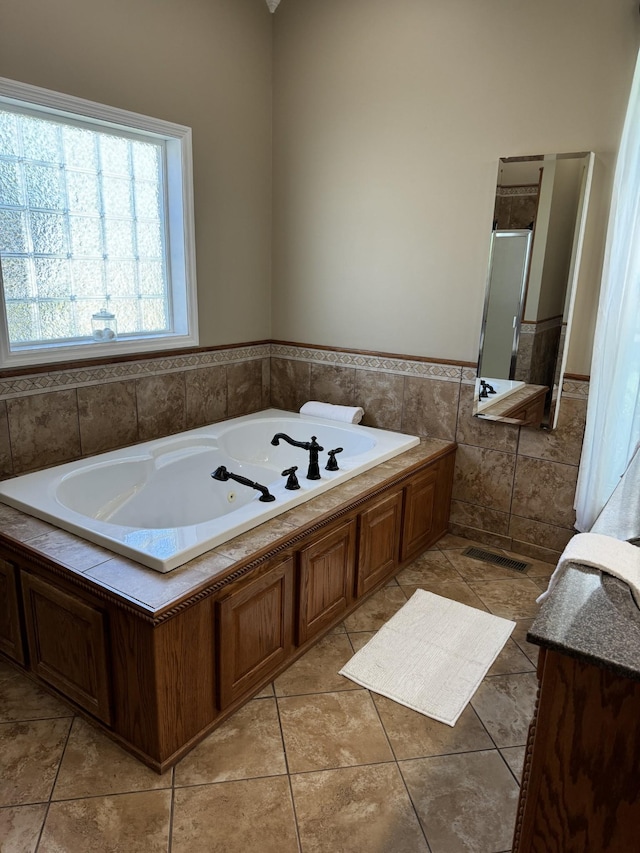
[575,49,640,531]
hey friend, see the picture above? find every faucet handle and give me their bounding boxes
[282,466,300,490]
[325,447,343,471]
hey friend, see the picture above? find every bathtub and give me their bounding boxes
[475,378,525,413]
[0,409,419,572]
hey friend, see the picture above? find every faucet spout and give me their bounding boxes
[211,465,276,502]
[270,433,324,480]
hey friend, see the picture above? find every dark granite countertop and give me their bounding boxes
[528,563,640,681]
[528,445,640,681]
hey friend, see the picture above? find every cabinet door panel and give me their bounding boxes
[21,572,111,723]
[401,465,439,562]
[0,557,25,664]
[514,649,640,853]
[298,520,356,644]
[217,557,294,708]
[357,491,402,596]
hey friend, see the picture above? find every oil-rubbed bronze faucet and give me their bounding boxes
[211,465,275,501]
[325,447,343,471]
[479,379,496,401]
[270,433,324,480]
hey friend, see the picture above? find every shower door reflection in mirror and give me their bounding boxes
[474,152,594,429]
[479,229,532,378]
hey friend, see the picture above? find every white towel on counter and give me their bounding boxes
[300,401,365,424]
[537,532,640,608]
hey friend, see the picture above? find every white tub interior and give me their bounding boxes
[0,409,419,572]
[475,378,525,412]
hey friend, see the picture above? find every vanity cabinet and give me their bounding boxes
[0,443,456,771]
[513,647,640,853]
[356,491,402,595]
[0,557,25,664]
[217,555,294,708]
[20,571,112,724]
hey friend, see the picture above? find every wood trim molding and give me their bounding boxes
[563,372,590,382]
[0,340,272,380]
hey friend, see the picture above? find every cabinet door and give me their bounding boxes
[0,557,25,664]
[298,519,356,644]
[217,556,294,709]
[505,392,546,425]
[21,572,111,723]
[401,463,441,562]
[513,649,640,853]
[356,491,402,597]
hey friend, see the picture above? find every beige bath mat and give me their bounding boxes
[340,589,515,726]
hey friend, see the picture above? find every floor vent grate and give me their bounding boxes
[462,546,530,573]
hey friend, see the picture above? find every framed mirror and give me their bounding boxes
[474,151,595,429]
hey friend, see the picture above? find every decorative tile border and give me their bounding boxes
[0,344,271,401]
[270,343,463,382]
[495,184,539,197]
[561,377,590,400]
[0,338,588,403]
[461,368,589,400]
[461,367,477,385]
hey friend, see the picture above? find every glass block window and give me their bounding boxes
[0,78,197,368]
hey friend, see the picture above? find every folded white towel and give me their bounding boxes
[537,532,640,608]
[300,401,365,424]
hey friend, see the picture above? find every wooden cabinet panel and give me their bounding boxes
[109,596,217,765]
[356,491,402,596]
[401,465,439,562]
[217,556,294,708]
[298,519,356,644]
[513,649,640,853]
[0,557,25,664]
[20,572,111,723]
[401,455,454,562]
[504,389,546,425]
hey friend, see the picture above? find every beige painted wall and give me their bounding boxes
[272,0,639,372]
[1,0,638,374]
[0,0,273,347]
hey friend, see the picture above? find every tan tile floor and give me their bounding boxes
[0,534,553,852]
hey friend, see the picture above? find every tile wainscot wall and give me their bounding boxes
[0,341,588,564]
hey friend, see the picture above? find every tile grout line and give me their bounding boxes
[171,771,295,794]
[0,712,76,725]
[506,423,524,538]
[273,688,304,853]
[498,747,526,787]
[467,683,532,790]
[167,767,176,853]
[393,759,434,853]
[34,712,76,851]
[366,678,434,853]
[29,781,174,806]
